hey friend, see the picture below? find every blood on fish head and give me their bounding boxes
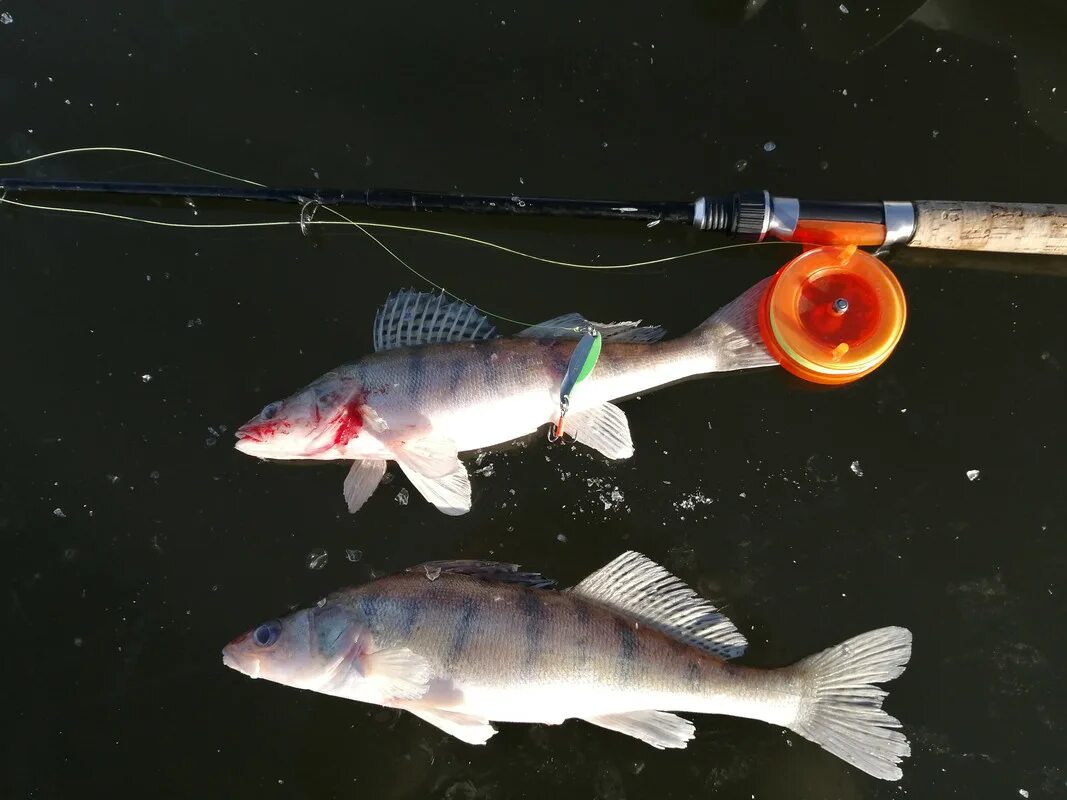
[222,602,365,691]
[234,383,364,459]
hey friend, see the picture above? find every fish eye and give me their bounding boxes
[252,620,282,647]
[261,401,282,420]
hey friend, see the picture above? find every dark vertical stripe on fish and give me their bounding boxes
[447,349,467,397]
[685,659,701,689]
[447,595,478,668]
[566,594,592,672]
[409,348,425,400]
[359,594,380,629]
[396,593,421,641]
[519,590,545,678]
[615,616,638,680]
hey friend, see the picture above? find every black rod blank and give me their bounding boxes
[0,178,698,225]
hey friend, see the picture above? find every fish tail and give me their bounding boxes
[694,278,777,371]
[786,626,912,781]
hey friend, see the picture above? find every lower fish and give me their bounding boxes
[223,552,912,780]
[233,284,775,515]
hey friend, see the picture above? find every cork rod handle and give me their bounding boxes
[910,201,1067,256]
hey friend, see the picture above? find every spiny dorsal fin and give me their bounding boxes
[517,313,665,342]
[568,551,747,659]
[373,289,497,352]
[402,560,557,589]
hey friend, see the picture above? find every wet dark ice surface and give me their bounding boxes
[2,0,1067,797]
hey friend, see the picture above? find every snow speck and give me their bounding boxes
[305,549,328,570]
[345,548,363,563]
[556,533,568,543]
[966,469,981,482]
[1,11,13,24]
[763,141,777,152]
[53,507,66,518]
[735,159,748,172]
[474,463,495,478]
[674,491,714,511]
[839,3,849,12]
[850,460,864,477]
[1018,791,1029,799]
[932,129,940,138]
[396,487,410,506]
[141,373,153,383]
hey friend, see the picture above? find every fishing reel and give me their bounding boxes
[757,244,906,385]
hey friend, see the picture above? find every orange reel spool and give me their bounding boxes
[758,245,906,385]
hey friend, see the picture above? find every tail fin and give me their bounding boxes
[696,278,778,371]
[788,626,912,781]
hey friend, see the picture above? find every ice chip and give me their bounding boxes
[345,548,363,562]
[424,564,442,581]
[396,487,410,506]
[850,460,864,477]
[966,469,980,482]
[305,549,328,570]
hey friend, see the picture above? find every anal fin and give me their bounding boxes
[582,710,695,749]
[407,707,498,745]
[396,457,472,516]
[566,402,634,459]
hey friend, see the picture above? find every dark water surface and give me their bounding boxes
[3,1,1067,797]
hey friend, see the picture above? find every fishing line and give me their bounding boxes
[0,146,790,328]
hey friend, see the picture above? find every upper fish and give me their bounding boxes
[234,285,776,515]
[223,551,912,780]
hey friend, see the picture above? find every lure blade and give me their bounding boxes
[552,328,602,440]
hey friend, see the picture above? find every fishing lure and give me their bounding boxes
[550,327,602,441]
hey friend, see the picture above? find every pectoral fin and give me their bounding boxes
[582,710,695,749]
[406,707,498,745]
[343,459,387,513]
[566,402,634,459]
[361,647,432,700]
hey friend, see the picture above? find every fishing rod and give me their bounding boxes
[2,149,1064,387]
[1,177,1066,257]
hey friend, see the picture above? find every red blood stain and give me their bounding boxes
[332,395,365,448]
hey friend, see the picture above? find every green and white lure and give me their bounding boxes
[550,327,603,441]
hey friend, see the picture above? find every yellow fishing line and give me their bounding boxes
[0,146,266,187]
[0,146,792,327]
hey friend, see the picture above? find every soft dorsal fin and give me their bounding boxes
[568,551,747,659]
[373,290,497,352]
[517,313,665,343]
[402,560,557,589]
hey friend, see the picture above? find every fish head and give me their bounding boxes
[222,601,364,690]
[234,379,364,459]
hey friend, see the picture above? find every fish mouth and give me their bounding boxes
[234,426,261,443]
[222,647,261,679]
